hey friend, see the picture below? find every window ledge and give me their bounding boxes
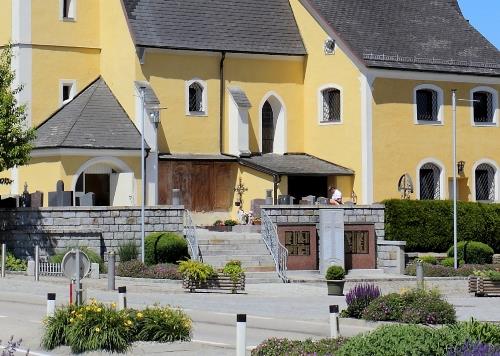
[472,122,497,127]
[416,120,443,126]
[187,111,208,117]
[319,120,343,126]
[62,17,76,22]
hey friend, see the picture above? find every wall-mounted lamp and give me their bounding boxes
[148,110,160,128]
[457,160,465,175]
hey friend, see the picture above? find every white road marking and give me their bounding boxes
[0,315,7,318]
[1,346,51,356]
[192,339,231,347]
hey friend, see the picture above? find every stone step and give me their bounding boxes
[199,244,270,253]
[202,255,274,264]
[197,238,265,245]
[245,272,283,284]
[346,269,386,278]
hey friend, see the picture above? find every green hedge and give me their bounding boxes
[384,199,500,252]
[144,232,189,266]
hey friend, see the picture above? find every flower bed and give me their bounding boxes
[42,300,191,353]
[406,263,500,277]
[116,260,182,280]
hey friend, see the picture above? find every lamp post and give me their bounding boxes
[139,86,146,264]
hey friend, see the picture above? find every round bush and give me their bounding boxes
[419,256,438,265]
[144,232,189,266]
[447,241,494,265]
[325,265,345,280]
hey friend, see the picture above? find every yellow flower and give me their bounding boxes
[111,302,116,309]
[95,327,100,332]
[136,312,143,319]
[97,308,102,313]
[71,310,76,315]
[69,318,74,323]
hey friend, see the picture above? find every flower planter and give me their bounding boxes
[183,274,245,293]
[468,276,500,297]
[326,280,345,296]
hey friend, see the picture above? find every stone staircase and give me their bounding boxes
[197,230,283,283]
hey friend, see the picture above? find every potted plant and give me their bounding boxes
[325,265,346,296]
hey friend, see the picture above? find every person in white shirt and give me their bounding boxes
[329,186,343,205]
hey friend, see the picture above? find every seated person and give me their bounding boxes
[329,186,343,205]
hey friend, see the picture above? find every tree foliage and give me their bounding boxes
[0,45,36,173]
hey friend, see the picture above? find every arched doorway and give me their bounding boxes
[73,157,135,206]
[262,101,274,154]
[260,92,286,154]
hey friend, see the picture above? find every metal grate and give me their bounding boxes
[416,89,438,121]
[321,88,341,122]
[262,101,274,154]
[420,163,440,200]
[188,83,203,112]
[475,164,496,201]
[473,92,493,123]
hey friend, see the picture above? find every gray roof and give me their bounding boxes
[159,153,237,161]
[228,87,252,108]
[240,154,354,176]
[135,81,160,106]
[123,0,306,55]
[35,78,145,150]
[306,0,500,76]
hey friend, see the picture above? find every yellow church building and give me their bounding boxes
[1,0,499,216]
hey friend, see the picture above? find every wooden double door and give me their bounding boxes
[158,161,236,212]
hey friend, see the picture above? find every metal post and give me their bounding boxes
[140,87,146,264]
[118,286,127,311]
[236,314,246,356]
[107,251,116,291]
[75,249,81,306]
[47,293,56,317]
[452,89,458,270]
[416,260,424,289]
[329,305,340,339]
[1,244,6,278]
[35,245,40,282]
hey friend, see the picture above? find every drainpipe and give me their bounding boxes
[273,174,281,205]
[219,52,226,154]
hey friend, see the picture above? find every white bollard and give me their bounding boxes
[330,305,340,339]
[236,314,246,356]
[1,244,6,278]
[118,286,127,311]
[35,245,40,282]
[47,293,56,317]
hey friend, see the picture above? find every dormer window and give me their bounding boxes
[471,87,497,126]
[185,79,207,116]
[61,0,76,20]
[414,85,443,124]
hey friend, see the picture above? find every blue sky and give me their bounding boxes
[458,0,500,49]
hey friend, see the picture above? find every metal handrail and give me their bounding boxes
[183,210,200,261]
[261,209,288,282]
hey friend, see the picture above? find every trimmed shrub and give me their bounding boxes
[144,232,189,266]
[362,289,456,325]
[384,199,500,252]
[343,284,381,319]
[447,241,494,265]
[420,256,438,265]
[325,265,345,280]
[251,337,346,356]
[116,260,182,280]
[118,241,138,262]
[406,263,500,277]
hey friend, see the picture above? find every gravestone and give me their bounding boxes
[30,191,44,208]
[278,195,293,205]
[79,192,95,207]
[48,180,73,207]
[316,197,329,205]
[319,209,345,274]
[250,199,266,218]
[265,189,273,205]
[302,195,316,204]
[0,196,19,208]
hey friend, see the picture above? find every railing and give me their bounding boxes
[261,209,288,282]
[183,210,201,261]
[39,262,63,276]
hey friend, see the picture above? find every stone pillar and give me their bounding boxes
[319,209,345,274]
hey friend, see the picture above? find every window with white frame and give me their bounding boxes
[61,0,76,20]
[475,163,496,201]
[419,163,441,200]
[186,80,207,115]
[60,80,76,106]
[319,87,341,123]
[472,87,497,125]
[416,89,438,122]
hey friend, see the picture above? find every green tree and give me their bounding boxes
[0,45,36,175]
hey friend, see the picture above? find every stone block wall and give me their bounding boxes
[0,206,184,260]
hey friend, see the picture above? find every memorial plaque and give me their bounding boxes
[285,231,311,256]
[344,224,376,270]
[278,225,317,270]
[345,231,369,254]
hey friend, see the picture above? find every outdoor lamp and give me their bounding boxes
[149,110,160,128]
[457,161,465,175]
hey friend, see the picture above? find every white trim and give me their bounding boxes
[471,159,499,202]
[185,79,208,116]
[317,84,343,125]
[258,91,287,154]
[30,148,142,158]
[470,86,499,127]
[416,158,446,200]
[413,84,444,125]
[359,74,374,204]
[59,0,77,21]
[369,68,500,85]
[10,167,19,195]
[59,79,77,107]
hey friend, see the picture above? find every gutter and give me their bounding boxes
[219,51,226,154]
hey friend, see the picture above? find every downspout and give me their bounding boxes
[219,52,226,154]
[273,174,281,205]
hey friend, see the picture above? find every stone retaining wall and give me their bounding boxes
[0,206,184,260]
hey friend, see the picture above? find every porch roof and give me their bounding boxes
[240,153,354,176]
[158,153,237,162]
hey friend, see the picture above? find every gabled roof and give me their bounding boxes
[122,0,306,56]
[305,0,500,76]
[35,78,144,150]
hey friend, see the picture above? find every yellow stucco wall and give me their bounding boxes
[372,78,500,202]
[31,0,100,48]
[290,0,363,200]
[0,0,12,46]
[31,46,100,126]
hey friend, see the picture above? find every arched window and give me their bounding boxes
[471,87,497,125]
[416,89,438,121]
[419,163,441,200]
[475,163,496,201]
[321,88,341,123]
[188,82,203,113]
[262,101,274,154]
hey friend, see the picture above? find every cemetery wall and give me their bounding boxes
[0,206,184,260]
